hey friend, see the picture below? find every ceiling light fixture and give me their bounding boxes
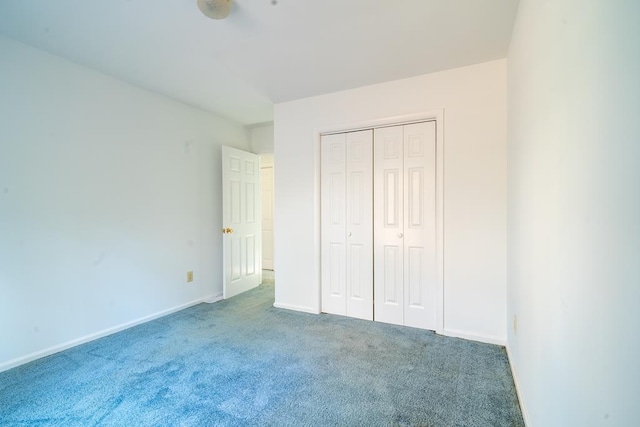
[197,0,232,20]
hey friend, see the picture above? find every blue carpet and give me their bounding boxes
[0,282,524,426]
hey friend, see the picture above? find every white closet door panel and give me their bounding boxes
[374,126,404,326]
[403,121,437,329]
[346,130,373,320]
[321,134,347,315]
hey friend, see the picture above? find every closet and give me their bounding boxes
[320,121,437,330]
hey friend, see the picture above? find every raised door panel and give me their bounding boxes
[345,130,373,320]
[228,174,243,285]
[321,134,347,315]
[373,126,404,326]
[402,121,437,329]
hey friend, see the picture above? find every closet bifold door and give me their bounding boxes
[373,126,405,326]
[321,130,373,320]
[374,122,437,330]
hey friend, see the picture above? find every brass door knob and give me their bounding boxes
[222,228,234,234]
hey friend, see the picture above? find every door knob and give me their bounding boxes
[347,232,352,237]
[397,233,403,238]
[222,228,234,234]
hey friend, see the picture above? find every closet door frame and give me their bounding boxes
[316,110,445,334]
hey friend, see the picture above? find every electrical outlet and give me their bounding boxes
[187,271,194,282]
[513,314,518,335]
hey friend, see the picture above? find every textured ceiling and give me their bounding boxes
[0,0,520,125]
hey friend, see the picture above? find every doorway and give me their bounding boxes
[260,154,275,271]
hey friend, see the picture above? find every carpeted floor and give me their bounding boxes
[0,275,524,426]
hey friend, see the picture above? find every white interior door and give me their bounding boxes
[261,159,274,270]
[345,130,373,320]
[374,122,437,329]
[402,121,436,330]
[321,131,373,319]
[373,126,405,325]
[222,146,261,299]
[321,133,347,315]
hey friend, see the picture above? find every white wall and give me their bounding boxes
[274,60,507,343]
[0,37,250,370]
[507,1,640,425]
[250,123,274,154]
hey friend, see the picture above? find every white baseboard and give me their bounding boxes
[273,302,320,314]
[204,293,223,303]
[506,345,531,427]
[441,328,506,346]
[0,295,215,373]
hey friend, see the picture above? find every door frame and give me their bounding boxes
[260,154,275,270]
[314,110,445,334]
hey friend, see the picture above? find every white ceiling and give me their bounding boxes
[0,1,520,125]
